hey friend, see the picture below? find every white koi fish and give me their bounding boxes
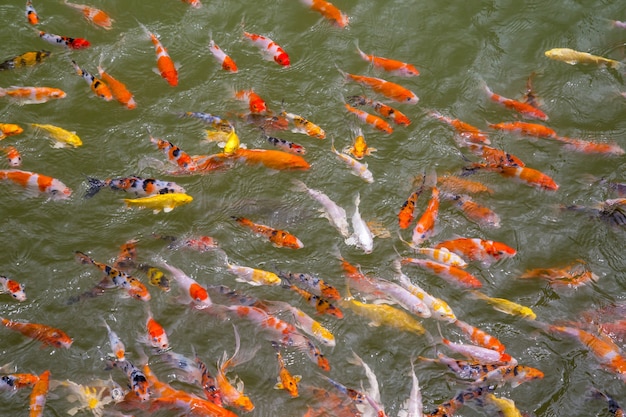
[345,192,374,254]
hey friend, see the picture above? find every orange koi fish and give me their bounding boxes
[463,142,525,168]
[438,173,494,195]
[232,216,303,249]
[0,276,26,301]
[39,31,90,49]
[0,318,73,349]
[344,103,393,134]
[244,31,290,67]
[209,38,237,73]
[194,354,222,406]
[341,70,419,104]
[26,0,38,24]
[273,344,301,397]
[489,121,557,139]
[0,86,66,104]
[278,269,341,300]
[145,309,169,351]
[300,0,348,28]
[402,258,482,289]
[453,319,506,353]
[216,327,256,411]
[139,23,178,86]
[411,186,440,246]
[29,370,50,417]
[398,174,427,229]
[419,352,501,380]
[148,132,197,172]
[554,136,625,156]
[0,372,39,391]
[63,0,113,30]
[0,123,24,139]
[442,192,501,228]
[434,237,516,265]
[356,44,419,76]
[429,110,490,144]
[288,284,343,318]
[491,164,559,191]
[70,60,112,101]
[281,110,326,139]
[0,169,72,199]
[348,95,411,126]
[223,148,310,170]
[519,259,599,288]
[2,146,22,167]
[483,82,548,120]
[158,260,211,308]
[97,65,136,109]
[102,319,125,361]
[234,89,267,114]
[344,128,376,159]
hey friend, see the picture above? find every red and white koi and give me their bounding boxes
[299,0,348,28]
[39,31,90,49]
[232,216,303,249]
[70,60,113,101]
[411,186,440,246]
[158,260,212,308]
[0,86,66,105]
[441,337,515,365]
[482,82,548,121]
[0,169,72,199]
[348,95,411,126]
[234,89,267,114]
[281,110,326,139]
[86,176,186,198]
[0,371,39,392]
[97,65,136,109]
[209,37,237,73]
[331,139,373,183]
[341,70,419,104]
[139,23,178,87]
[402,258,483,289]
[345,103,393,134]
[29,370,50,417]
[145,309,169,351]
[0,276,26,302]
[0,317,73,349]
[356,44,420,76]
[63,0,113,30]
[453,319,506,353]
[430,111,490,144]
[244,31,290,67]
[26,0,38,25]
[102,319,125,361]
[292,179,350,239]
[434,237,516,265]
[345,192,374,253]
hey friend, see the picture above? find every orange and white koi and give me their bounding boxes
[0,169,72,199]
[234,89,267,114]
[348,95,411,126]
[519,259,599,288]
[483,82,548,121]
[216,327,256,411]
[273,344,301,397]
[356,44,420,76]
[430,111,490,144]
[70,60,113,101]
[158,260,211,308]
[346,192,374,253]
[0,123,24,139]
[343,128,376,160]
[331,139,373,183]
[277,268,341,301]
[489,164,559,191]
[292,179,350,239]
[26,0,38,25]
[244,31,290,67]
[225,257,282,286]
[473,364,544,388]
[63,0,113,30]
[345,103,393,134]
[39,31,90,49]
[1,147,21,167]
[0,86,66,104]
[403,258,483,289]
[75,251,151,301]
[0,317,73,349]
[434,237,516,265]
[341,70,419,104]
[489,121,557,139]
[97,65,136,109]
[209,37,237,73]
[148,132,197,172]
[102,319,125,361]
[441,337,515,365]
[299,0,348,28]
[470,290,536,320]
[139,23,178,87]
[109,358,150,402]
[0,372,39,391]
[29,370,50,417]
[453,319,506,353]
[288,283,343,318]
[86,176,186,198]
[232,216,303,249]
[438,173,494,195]
[0,276,26,301]
[145,309,169,351]
[554,136,625,156]
[411,187,440,246]
[442,192,501,228]
[281,110,326,139]
[590,388,624,417]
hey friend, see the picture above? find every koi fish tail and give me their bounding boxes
[346,95,368,106]
[0,88,6,97]
[74,250,95,265]
[85,177,106,198]
[70,60,83,76]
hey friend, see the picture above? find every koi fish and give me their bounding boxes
[280,110,326,139]
[216,327,256,411]
[344,103,393,134]
[434,237,516,265]
[139,23,178,86]
[0,86,66,104]
[273,344,301,397]
[487,164,559,190]
[228,148,310,170]
[31,123,82,148]
[102,319,125,361]
[412,247,468,268]
[344,128,376,160]
[0,123,24,139]
[545,48,622,69]
[473,364,544,388]
[194,353,222,405]
[485,394,524,417]
[341,70,419,104]
[411,186,440,246]
[462,142,525,168]
[234,89,267,114]
[554,136,625,156]
[398,176,427,230]
[70,60,113,101]
[519,259,599,288]
[109,358,150,402]
[63,0,113,30]
[149,132,197,172]
[287,283,343,318]
[141,264,170,292]
[39,31,90,49]
[277,268,341,300]
[398,361,423,417]
[0,317,73,348]
[182,111,233,131]
[442,192,501,228]
[348,95,411,126]
[356,44,419,76]
[124,193,193,214]
[426,385,494,417]
[225,257,282,286]
[86,176,186,198]
[26,0,38,25]
[0,372,39,391]
[429,111,490,144]
[441,337,514,365]
[144,309,169,351]
[209,37,237,73]
[419,352,500,380]
[158,259,211,308]
[0,50,49,71]
[0,276,26,302]
[244,31,290,67]
[470,290,536,320]
[331,139,374,183]
[265,134,306,155]
[345,192,374,254]
[155,233,219,252]
[438,173,494,195]
[97,65,136,109]
[2,147,22,167]
[266,300,335,347]
[489,121,557,139]
[0,169,72,199]
[482,82,548,120]
[453,319,506,353]
[590,388,624,417]
[29,370,50,417]
[232,216,303,249]
[292,179,349,238]
[402,258,482,289]
[367,276,431,318]
[181,0,202,8]
[299,0,348,28]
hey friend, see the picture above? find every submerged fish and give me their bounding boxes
[545,48,622,69]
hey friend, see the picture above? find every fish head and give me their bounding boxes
[189,283,209,304]
[234,395,255,412]
[51,89,67,100]
[274,53,290,67]
[524,366,545,381]
[489,242,516,259]
[49,182,73,199]
[70,38,91,49]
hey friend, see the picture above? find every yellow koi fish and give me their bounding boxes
[31,123,82,148]
[124,193,193,214]
[485,394,523,417]
[545,48,622,69]
[470,290,536,320]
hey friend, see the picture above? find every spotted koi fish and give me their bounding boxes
[0,276,26,301]
[26,0,38,25]
[63,0,113,30]
[39,31,90,49]
[244,31,290,67]
[277,269,341,300]
[287,284,343,318]
[280,110,326,139]
[86,176,186,198]
[148,131,197,172]
[348,95,411,126]
[70,60,112,101]
[426,385,495,417]
[419,352,502,380]
[265,134,306,155]
[0,169,72,199]
[0,372,39,391]
[0,317,73,349]
[0,50,49,71]
[109,358,150,402]
[232,216,303,249]
[102,319,125,361]
[194,353,222,405]
[472,364,544,388]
